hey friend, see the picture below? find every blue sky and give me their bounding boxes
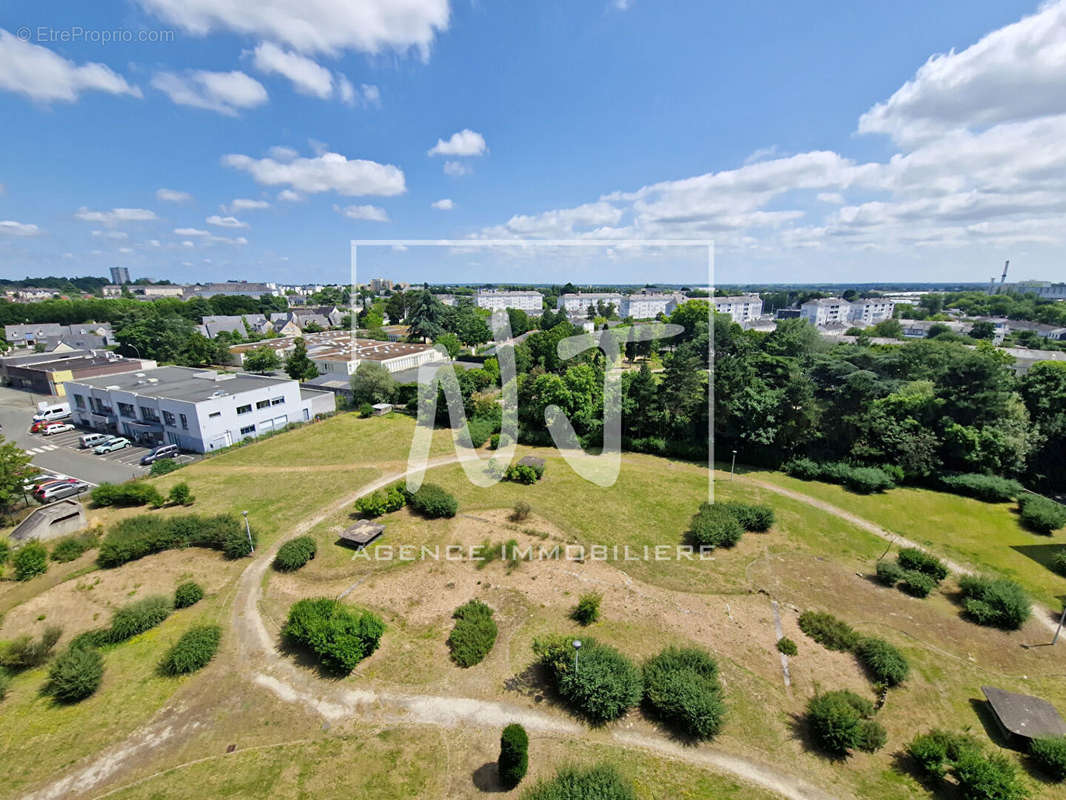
[1,0,1063,285]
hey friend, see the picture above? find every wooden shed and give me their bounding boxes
[981,686,1066,745]
[338,520,385,549]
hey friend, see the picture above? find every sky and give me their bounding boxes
[1,0,1064,286]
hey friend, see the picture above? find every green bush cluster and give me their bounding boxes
[498,723,529,789]
[785,458,896,493]
[90,482,164,508]
[353,484,406,518]
[50,531,98,563]
[0,670,9,701]
[168,482,195,506]
[1018,493,1066,534]
[875,548,948,598]
[571,593,601,626]
[173,581,204,609]
[45,644,103,704]
[408,483,458,518]
[854,637,909,686]
[806,690,885,756]
[149,458,182,476]
[0,626,62,670]
[0,539,8,565]
[521,764,635,800]
[938,473,1022,502]
[717,501,775,532]
[13,541,48,581]
[1052,548,1066,577]
[283,598,384,673]
[798,611,859,651]
[958,575,1031,629]
[1029,736,1066,782]
[897,548,949,581]
[533,636,642,724]
[642,647,725,740]
[107,596,173,643]
[97,513,252,567]
[908,729,1028,800]
[505,461,545,485]
[687,503,743,549]
[776,637,798,656]
[160,625,221,675]
[511,500,532,521]
[273,536,317,572]
[447,599,498,667]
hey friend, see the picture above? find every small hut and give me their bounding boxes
[981,686,1066,746]
[338,520,385,549]
[518,455,545,471]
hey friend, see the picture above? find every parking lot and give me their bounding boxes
[27,427,197,468]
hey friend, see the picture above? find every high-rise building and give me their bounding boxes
[110,266,131,285]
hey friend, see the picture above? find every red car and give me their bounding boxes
[29,420,49,433]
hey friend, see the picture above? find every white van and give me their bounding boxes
[80,432,110,449]
[32,403,71,422]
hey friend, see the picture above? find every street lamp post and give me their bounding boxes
[242,510,254,554]
[730,449,737,481]
[572,639,581,672]
[1054,604,1066,646]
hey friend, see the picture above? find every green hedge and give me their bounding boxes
[407,483,458,518]
[909,729,1028,800]
[1018,493,1066,534]
[717,501,775,532]
[50,531,97,563]
[354,484,406,518]
[571,593,601,626]
[447,599,498,667]
[498,723,529,789]
[273,536,317,572]
[1052,548,1066,577]
[160,625,221,675]
[97,513,252,567]
[687,503,743,549]
[533,636,642,723]
[1030,736,1066,782]
[854,637,909,686]
[798,611,859,651]
[13,541,48,581]
[806,690,885,756]
[897,548,948,582]
[107,595,173,643]
[643,647,725,739]
[174,581,204,609]
[45,645,103,703]
[784,459,895,493]
[521,764,635,800]
[90,482,164,508]
[0,626,62,670]
[958,575,1031,629]
[283,598,384,673]
[938,473,1022,502]
[875,560,906,585]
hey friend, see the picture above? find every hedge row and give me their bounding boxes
[97,513,253,568]
[282,598,384,673]
[875,548,949,598]
[937,473,1022,503]
[784,458,895,494]
[273,536,317,572]
[354,484,406,518]
[160,625,221,675]
[522,764,635,800]
[447,599,498,668]
[51,531,99,563]
[799,611,909,686]
[958,575,1031,629]
[90,482,164,508]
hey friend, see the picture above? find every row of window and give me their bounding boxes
[71,393,284,427]
[238,396,285,415]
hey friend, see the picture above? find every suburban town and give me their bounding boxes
[2,3,1066,800]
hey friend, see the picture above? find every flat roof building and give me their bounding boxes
[1,351,152,397]
[475,289,543,315]
[713,295,763,323]
[558,292,624,316]
[229,330,445,376]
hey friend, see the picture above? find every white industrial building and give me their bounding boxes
[713,295,763,323]
[475,289,543,315]
[229,331,446,376]
[65,366,335,453]
[558,292,624,316]
[1038,284,1066,300]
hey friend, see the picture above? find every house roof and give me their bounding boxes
[982,686,1066,740]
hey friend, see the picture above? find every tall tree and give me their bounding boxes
[407,285,445,342]
[243,346,282,374]
[0,436,33,516]
[284,338,319,381]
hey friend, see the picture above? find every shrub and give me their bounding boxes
[50,531,97,563]
[511,500,532,522]
[448,599,498,667]
[643,647,725,739]
[958,575,1031,629]
[0,625,62,670]
[939,473,1022,503]
[283,598,384,673]
[571,593,602,626]
[173,581,204,609]
[97,513,250,567]
[856,719,888,753]
[687,503,743,549]
[783,459,895,493]
[273,536,317,572]
[407,483,458,518]
[505,465,540,485]
[533,636,642,723]
[358,402,374,418]
[498,723,529,789]
[160,625,221,675]
[875,560,906,586]
[465,416,496,449]
[899,570,937,598]
[897,548,948,581]
[107,596,172,643]
[718,501,775,532]
[0,670,9,700]
[953,751,1028,800]
[777,637,798,656]
[784,457,823,480]
[168,482,194,506]
[13,541,48,581]
[522,764,635,800]
[854,637,909,686]
[149,458,181,476]
[0,539,8,564]
[1030,736,1066,781]
[908,729,981,780]
[45,645,103,703]
[798,611,859,651]
[90,482,164,508]
[353,485,406,518]
[1052,548,1066,577]
[841,466,895,494]
[1018,493,1066,534]
[806,690,882,756]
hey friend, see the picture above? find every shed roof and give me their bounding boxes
[982,686,1066,740]
[338,520,385,548]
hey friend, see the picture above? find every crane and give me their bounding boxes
[995,260,1010,294]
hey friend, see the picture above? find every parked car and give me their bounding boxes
[94,437,131,454]
[32,403,71,422]
[33,478,89,502]
[79,432,110,449]
[24,472,67,489]
[140,443,179,465]
[29,420,50,433]
[42,422,75,436]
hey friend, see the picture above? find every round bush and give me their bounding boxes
[1030,736,1066,781]
[13,541,48,581]
[50,534,94,563]
[571,593,601,626]
[841,466,895,494]
[899,570,937,598]
[776,637,798,656]
[1019,494,1066,534]
[283,598,384,673]
[806,690,880,756]
[958,575,1031,629]
[408,483,458,519]
[534,636,642,724]
[46,645,103,703]
[719,502,775,532]
[856,719,888,753]
[273,536,317,572]
[875,560,905,586]
[688,503,743,549]
[1052,548,1066,578]
[907,729,982,780]
[643,647,725,739]
[854,637,909,686]
[160,625,221,675]
[448,599,498,667]
[174,581,204,609]
[522,764,635,800]
[953,751,1028,800]
[107,595,173,643]
[498,723,529,789]
[897,548,948,582]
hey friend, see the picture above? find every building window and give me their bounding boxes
[162,410,176,427]
[256,399,270,409]
[72,394,85,409]
[118,402,135,418]
[209,411,221,419]
[179,413,188,430]
[271,396,285,406]
[140,407,160,422]
[240,424,256,435]
[236,404,252,415]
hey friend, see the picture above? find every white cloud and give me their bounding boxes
[75,207,158,225]
[252,42,333,99]
[224,198,271,213]
[182,240,195,248]
[136,0,450,57]
[612,0,633,9]
[92,230,129,240]
[428,128,487,157]
[223,149,405,196]
[361,83,381,106]
[0,219,40,236]
[816,192,844,204]
[277,189,304,202]
[268,145,299,161]
[333,203,389,222]
[174,227,210,236]
[118,247,134,254]
[156,188,192,203]
[443,160,471,176]
[334,77,381,107]
[431,198,454,210]
[206,214,248,228]
[0,30,141,102]
[337,74,356,105]
[152,70,268,115]
[148,239,161,247]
